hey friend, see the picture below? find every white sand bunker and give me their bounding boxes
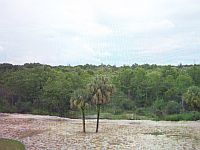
[1,113,200,150]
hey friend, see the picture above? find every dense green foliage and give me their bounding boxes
[0,138,25,150]
[0,63,200,120]
[164,112,200,121]
[182,86,200,111]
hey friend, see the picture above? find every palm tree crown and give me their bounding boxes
[70,89,88,109]
[89,75,114,105]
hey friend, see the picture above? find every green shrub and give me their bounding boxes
[164,112,200,121]
[31,109,50,115]
[165,101,181,115]
[135,108,146,115]
[2,105,17,113]
[152,99,166,116]
[0,138,25,150]
[16,101,32,113]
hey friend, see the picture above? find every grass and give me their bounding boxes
[90,111,200,121]
[164,112,200,121]
[0,138,25,150]
[144,131,165,136]
[94,112,153,120]
[58,109,200,121]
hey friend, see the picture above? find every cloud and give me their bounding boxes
[121,19,175,34]
[138,36,182,54]
[0,46,4,52]
[60,37,98,64]
[150,20,175,30]
[0,0,112,37]
[0,0,200,65]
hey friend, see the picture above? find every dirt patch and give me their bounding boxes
[143,131,165,136]
[0,113,9,117]
[19,130,47,139]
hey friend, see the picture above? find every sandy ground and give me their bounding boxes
[0,113,200,150]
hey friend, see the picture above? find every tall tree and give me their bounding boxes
[146,71,161,101]
[88,75,114,133]
[70,89,89,133]
[187,65,200,86]
[182,86,200,111]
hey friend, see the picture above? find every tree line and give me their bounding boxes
[0,63,200,121]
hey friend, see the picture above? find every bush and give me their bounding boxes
[0,138,25,150]
[31,109,50,115]
[152,99,166,117]
[135,108,146,115]
[1,105,17,113]
[121,99,135,110]
[164,111,200,121]
[16,101,32,113]
[165,101,181,115]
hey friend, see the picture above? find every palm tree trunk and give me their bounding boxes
[145,89,148,103]
[181,98,185,112]
[81,108,86,133]
[96,104,100,133]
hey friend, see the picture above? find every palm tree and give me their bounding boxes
[88,75,114,133]
[70,89,89,133]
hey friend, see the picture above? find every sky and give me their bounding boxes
[0,0,200,66]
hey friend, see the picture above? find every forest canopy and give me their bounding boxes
[0,63,200,120]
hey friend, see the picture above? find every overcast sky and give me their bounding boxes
[0,0,200,66]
